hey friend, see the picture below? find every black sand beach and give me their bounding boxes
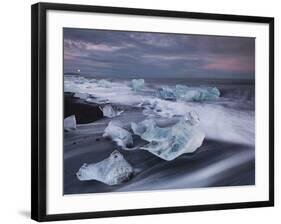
[63,93,255,195]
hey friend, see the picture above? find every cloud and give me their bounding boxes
[142,54,202,61]
[204,56,255,73]
[129,33,177,47]
[64,39,132,52]
[63,28,255,79]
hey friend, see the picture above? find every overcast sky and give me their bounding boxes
[64,28,255,79]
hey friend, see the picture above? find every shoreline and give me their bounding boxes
[63,85,255,194]
[64,92,103,124]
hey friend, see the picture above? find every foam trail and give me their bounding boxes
[119,150,254,190]
[65,77,254,145]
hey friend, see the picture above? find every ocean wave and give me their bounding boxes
[64,76,254,146]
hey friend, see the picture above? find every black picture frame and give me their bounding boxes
[31,2,274,222]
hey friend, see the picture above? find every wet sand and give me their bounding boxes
[64,92,103,124]
[63,95,254,194]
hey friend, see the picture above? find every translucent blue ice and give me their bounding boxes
[157,87,177,101]
[103,121,133,148]
[157,85,220,102]
[131,112,205,161]
[76,150,133,185]
[99,105,124,118]
[175,85,220,101]
[131,79,145,91]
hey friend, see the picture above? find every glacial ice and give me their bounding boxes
[103,121,133,148]
[131,79,145,91]
[76,150,134,185]
[175,85,220,101]
[99,105,124,118]
[157,87,177,101]
[157,85,220,102]
[74,92,89,100]
[131,111,205,161]
[97,79,111,88]
[64,115,77,132]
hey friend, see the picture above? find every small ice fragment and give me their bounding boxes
[64,115,76,132]
[76,150,133,185]
[131,111,205,161]
[131,79,145,91]
[103,121,133,148]
[157,87,177,101]
[97,79,111,88]
[99,105,124,118]
[73,92,89,100]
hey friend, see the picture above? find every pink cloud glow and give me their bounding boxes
[204,57,254,73]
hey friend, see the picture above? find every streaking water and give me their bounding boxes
[63,75,255,194]
[65,76,254,145]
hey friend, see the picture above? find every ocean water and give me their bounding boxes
[63,75,255,194]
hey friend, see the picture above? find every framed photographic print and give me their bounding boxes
[31,2,274,222]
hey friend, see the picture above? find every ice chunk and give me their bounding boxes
[156,85,220,102]
[73,92,89,100]
[131,119,169,142]
[157,87,177,101]
[175,85,220,101]
[99,105,124,118]
[131,111,205,161]
[131,119,153,136]
[76,150,133,185]
[131,79,145,91]
[103,121,133,148]
[64,115,76,132]
[97,79,111,88]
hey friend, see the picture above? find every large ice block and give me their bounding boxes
[157,85,220,102]
[131,79,145,91]
[76,150,134,185]
[131,111,205,160]
[175,85,220,101]
[99,105,124,118]
[64,115,77,132]
[103,121,133,148]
